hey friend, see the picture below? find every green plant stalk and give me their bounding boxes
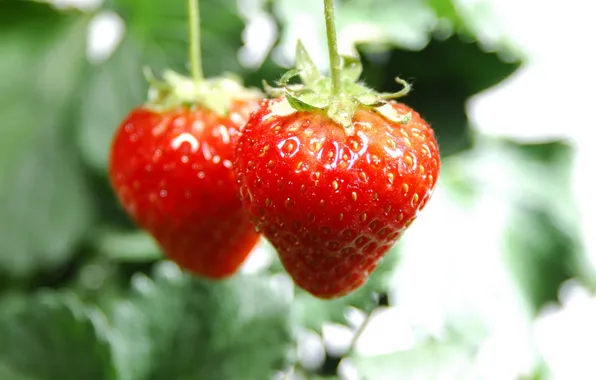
[323,0,341,96]
[188,0,203,84]
[346,308,374,357]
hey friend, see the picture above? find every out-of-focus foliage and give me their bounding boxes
[0,292,116,380]
[0,1,93,277]
[0,0,591,379]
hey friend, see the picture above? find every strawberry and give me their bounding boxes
[109,70,264,279]
[234,41,441,298]
[108,0,266,278]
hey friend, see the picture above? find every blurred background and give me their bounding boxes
[1,0,595,379]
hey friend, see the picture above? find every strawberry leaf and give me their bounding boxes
[110,262,293,380]
[360,36,522,157]
[0,1,93,277]
[351,340,473,379]
[0,292,115,380]
[94,229,162,262]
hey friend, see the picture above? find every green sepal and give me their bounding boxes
[328,96,358,135]
[380,77,412,99]
[143,68,263,115]
[278,69,302,86]
[286,92,322,111]
[375,103,412,124]
[300,92,330,108]
[265,40,413,133]
[340,54,363,82]
[296,39,323,86]
[343,82,384,107]
[262,80,285,98]
[269,98,297,117]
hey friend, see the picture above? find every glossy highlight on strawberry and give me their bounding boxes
[109,100,261,278]
[235,98,440,298]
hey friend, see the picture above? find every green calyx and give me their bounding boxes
[264,40,412,135]
[143,68,264,115]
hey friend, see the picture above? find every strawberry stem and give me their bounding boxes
[346,307,374,357]
[187,0,204,85]
[323,0,341,96]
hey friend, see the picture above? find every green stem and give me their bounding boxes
[323,0,341,96]
[346,308,375,357]
[188,0,203,84]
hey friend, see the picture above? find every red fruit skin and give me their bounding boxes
[109,100,260,279]
[235,98,440,298]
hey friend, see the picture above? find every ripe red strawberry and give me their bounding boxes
[235,98,439,297]
[234,40,440,298]
[109,72,263,279]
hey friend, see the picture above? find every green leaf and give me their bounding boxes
[351,341,473,380]
[95,229,162,262]
[505,207,578,312]
[293,248,399,333]
[107,0,244,76]
[77,37,147,171]
[496,140,582,311]
[296,39,322,86]
[452,137,583,312]
[0,362,36,380]
[0,292,116,380]
[339,0,437,50]
[0,291,27,320]
[0,2,93,277]
[110,262,293,380]
[360,36,522,157]
[427,0,465,30]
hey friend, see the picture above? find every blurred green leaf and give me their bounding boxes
[0,363,36,380]
[338,0,436,50]
[0,291,27,319]
[110,262,293,380]
[95,228,162,262]
[243,56,288,89]
[78,37,147,171]
[361,36,521,157]
[351,341,473,380]
[506,207,578,313]
[499,141,581,311]
[453,138,581,311]
[0,2,93,277]
[108,0,244,76]
[79,0,246,171]
[293,248,399,333]
[0,292,115,380]
[276,0,436,52]
[427,0,465,29]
